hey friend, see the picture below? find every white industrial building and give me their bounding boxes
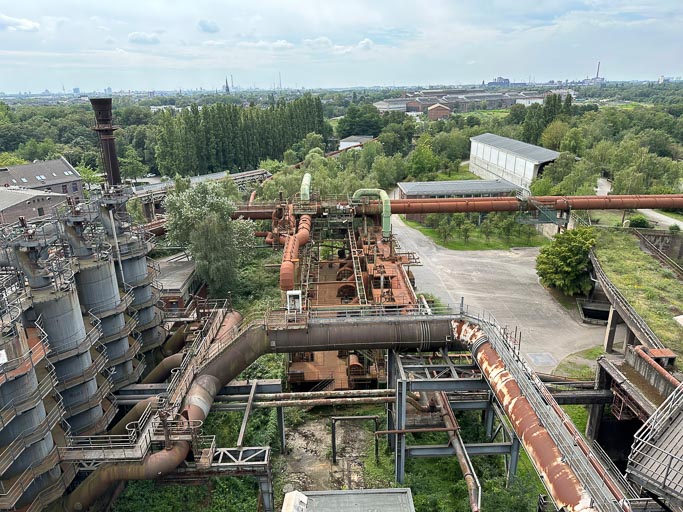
[469,133,560,191]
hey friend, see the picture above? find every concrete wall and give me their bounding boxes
[0,194,67,223]
[638,230,683,259]
[625,347,679,398]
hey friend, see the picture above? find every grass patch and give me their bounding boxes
[434,167,478,182]
[575,209,632,228]
[545,286,578,310]
[594,229,683,354]
[657,210,683,222]
[554,359,596,380]
[553,344,604,380]
[402,216,548,250]
[562,405,589,433]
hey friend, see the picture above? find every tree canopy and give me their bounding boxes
[536,227,596,296]
[164,180,255,296]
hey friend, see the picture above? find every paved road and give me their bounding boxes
[637,209,683,230]
[393,215,604,373]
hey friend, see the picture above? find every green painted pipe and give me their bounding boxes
[352,188,391,238]
[300,173,312,202]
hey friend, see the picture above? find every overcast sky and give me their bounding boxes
[1,1,681,93]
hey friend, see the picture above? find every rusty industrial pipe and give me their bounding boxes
[436,390,480,512]
[161,325,188,356]
[63,315,458,511]
[108,396,161,436]
[453,320,621,512]
[279,215,312,291]
[633,346,680,388]
[141,353,184,384]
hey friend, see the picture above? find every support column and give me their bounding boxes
[586,404,604,441]
[586,365,608,441]
[394,379,407,483]
[387,350,396,451]
[603,306,621,353]
[258,474,274,512]
[484,397,495,440]
[331,418,337,464]
[277,406,286,455]
[623,328,636,352]
[507,435,521,485]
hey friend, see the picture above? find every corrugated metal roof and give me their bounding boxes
[470,133,560,164]
[303,489,415,512]
[397,179,520,196]
[340,136,375,143]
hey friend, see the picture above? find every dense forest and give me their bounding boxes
[1,83,682,196]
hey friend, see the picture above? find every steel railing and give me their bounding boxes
[458,307,627,511]
[627,382,683,497]
[590,250,664,350]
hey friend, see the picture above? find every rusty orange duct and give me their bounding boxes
[452,320,601,512]
[634,345,680,389]
[279,215,312,291]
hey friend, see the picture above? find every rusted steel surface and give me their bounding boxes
[452,321,599,512]
[279,215,312,291]
[436,390,480,511]
[634,346,680,388]
[90,98,122,186]
[141,353,183,384]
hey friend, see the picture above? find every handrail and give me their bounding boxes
[0,368,56,429]
[458,309,627,511]
[590,250,664,349]
[0,401,64,476]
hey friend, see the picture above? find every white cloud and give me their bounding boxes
[197,19,219,33]
[304,36,333,51]
[238,39,294,51]
[128,32,160,45]
[0,13,39,32]
[202,39,228,47]
[357,38,374,50]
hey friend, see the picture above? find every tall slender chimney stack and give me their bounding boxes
[89,97,122,186]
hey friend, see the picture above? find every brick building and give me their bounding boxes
[0,156,84,203]
[0,188,68,223]
[427,103,451,120]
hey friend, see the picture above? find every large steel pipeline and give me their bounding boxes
[279,215,312,291]
[63,315,458,511]
[140,353,183,384]
[452,320,621,512]
[231,194,683,219]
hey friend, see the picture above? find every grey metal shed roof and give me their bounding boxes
[0,188,67,210]
[397,179,520,197]
[470,133,560,164]
[303,489,415,512]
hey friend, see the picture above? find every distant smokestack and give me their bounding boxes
[89,97,121,186]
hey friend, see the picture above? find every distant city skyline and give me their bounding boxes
[1,1,681,93]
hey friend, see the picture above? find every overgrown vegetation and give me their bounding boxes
[593,229,683,353]
[536,227,596,296]
[403,213,548,250]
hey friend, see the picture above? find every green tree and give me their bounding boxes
[164,181,256,296]
[480,218,494,241]
[75,164,104,195]
[0,152,27,166]
[536,227,596,296]
[521,104,545,144]
[437,217,455,243]
[120,147,148,183]
[408,135,440,178]
[559,128,585,155]
[460,221,475,243]
[506,104,527,125]
[540,120,570,150]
